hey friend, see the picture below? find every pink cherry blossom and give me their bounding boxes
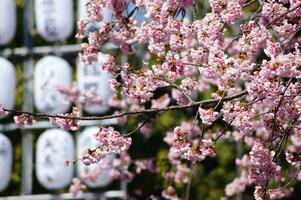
[162,186,180,200]
[225,175,249,197]
[49,107,80,131]
[109,153,134,183]
[100,54,119,73]
[198,108,219,125]
[0,104,6,118]
[254,186,292,200]
[248,141,281,186]
[69,178,86,196]
[96,127,132,153]
[14,114,35,128]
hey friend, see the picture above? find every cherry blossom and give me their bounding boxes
[69,178,86,196]
[109,153,134,183]
[198,108,218,125]
[225,175,249,197]
[0,103,6,118]
[14,114,35,128]
[254,186,292,200]
[248,141,281,186]
[162,186,180,200]
[95,127,132,154]
[49,107,80,131]
[78,127,132,166]
[100,55,119,73]
[56,83,102,106]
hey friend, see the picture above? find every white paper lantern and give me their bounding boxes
[36,129,74,190]
[35,0,74,41]
[0,0,16,45]
[34,56,72,114]
[0,133,12,192]
[0,57,16,115]
[77,127,114,188]
[77,54,113,114]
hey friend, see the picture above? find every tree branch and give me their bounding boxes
[4,90,248,121]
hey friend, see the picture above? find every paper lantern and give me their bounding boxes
[0,133,12,192]
[0,57,16,115]
[0,0,16,45]
[35,0,74,41]
[77,54,113,114]
[34,56,72,114]
[77,127,114,188]
[36,129,74,190]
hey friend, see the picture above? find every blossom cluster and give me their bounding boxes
[164,125,216,163]
[49,107,80,131]
[80,127,132,165]
[14,114,36,128]
[56,83,102,107]
[69,178,86,196]
[0,103,7,118]
[248,141,281,186]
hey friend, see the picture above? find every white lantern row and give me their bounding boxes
[0,55,113,118]
[0,133,13,192]
[0,127,114,191]
[0,56,113,117]
[0,0,16,45]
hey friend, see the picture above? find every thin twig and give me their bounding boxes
[242,0,258,9]
[214,91,226,110]
[188,107,200,133]
[161,76,194,103]
[277,167,301,190]
[268,78,293,142]
[213,121,234,143]
[185,163,193,200]
[123,118,150,137]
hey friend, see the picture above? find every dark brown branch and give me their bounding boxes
[4,90,248,121]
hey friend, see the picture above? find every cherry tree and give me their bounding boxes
[1,0,301,199]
